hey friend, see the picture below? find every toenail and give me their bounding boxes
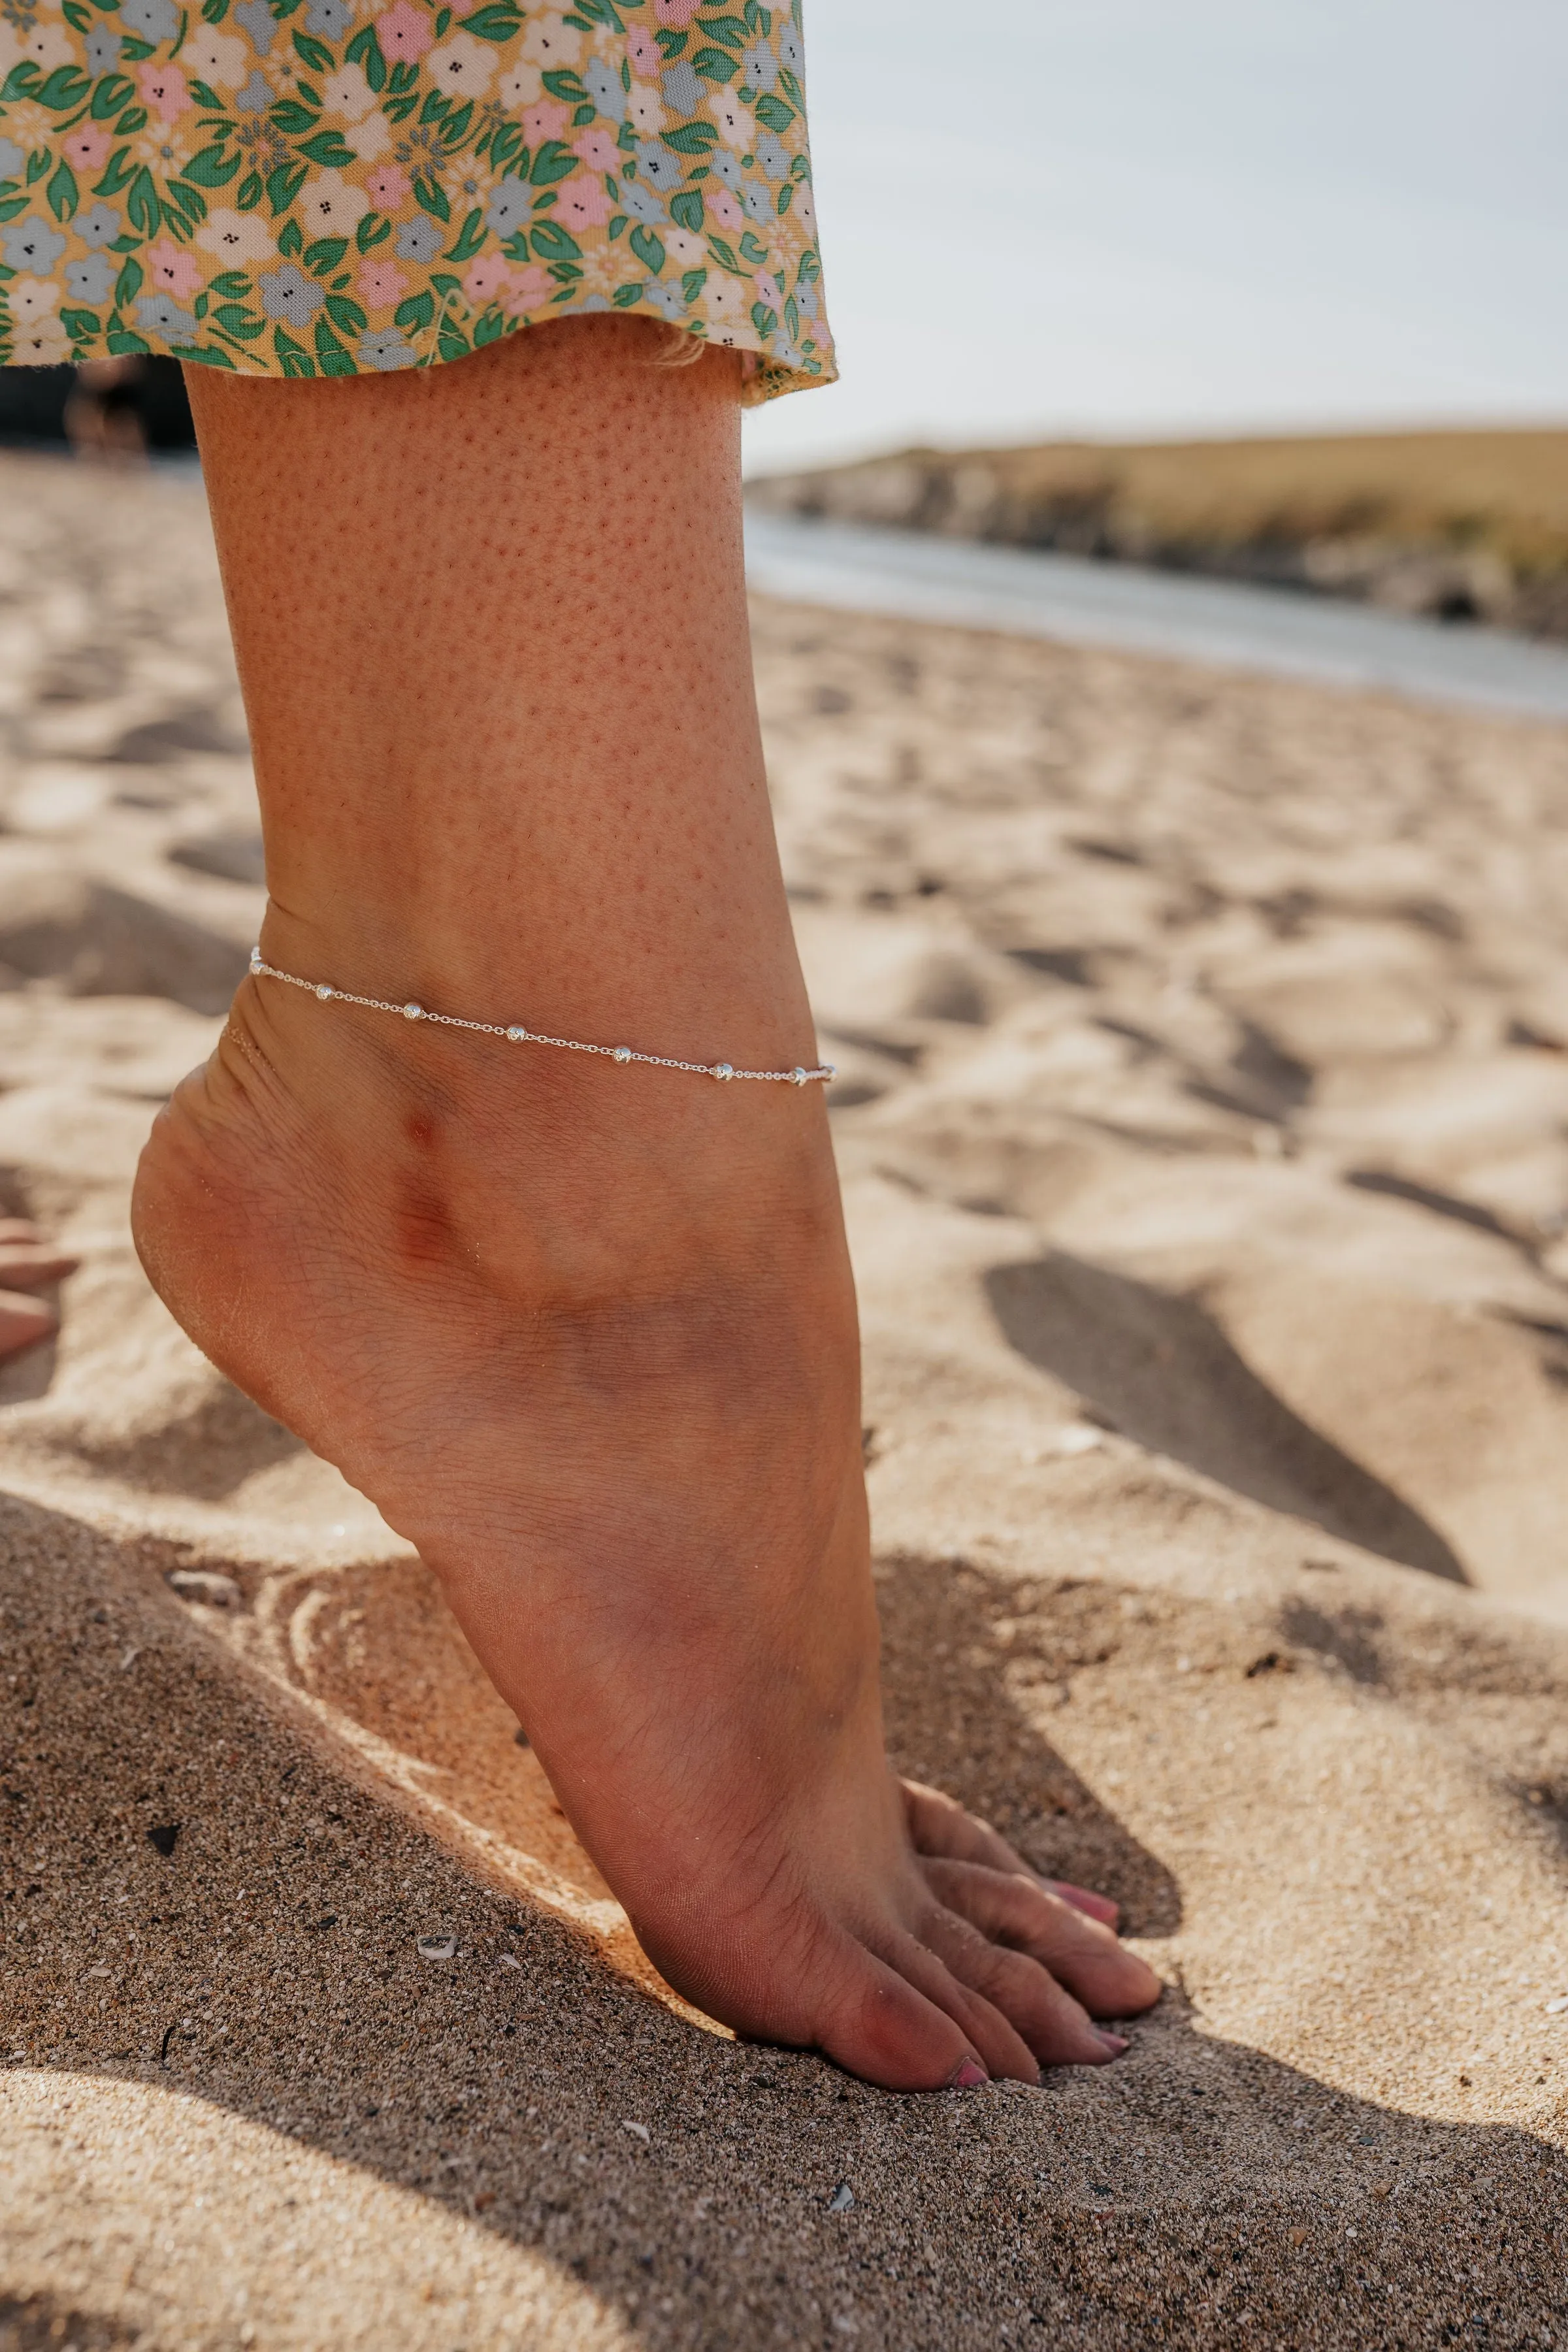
[947,2057,990,2090]
[1095,2031,1129,2057]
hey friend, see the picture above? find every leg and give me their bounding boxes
[132,320,1158,2086]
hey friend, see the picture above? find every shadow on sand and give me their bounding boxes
[3,1494,1561,2350]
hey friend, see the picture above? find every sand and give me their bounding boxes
[3,448,1568,2350]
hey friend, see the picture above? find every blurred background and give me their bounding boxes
[742,0,1568,471]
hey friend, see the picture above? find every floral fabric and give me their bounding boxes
[0,0,831,396]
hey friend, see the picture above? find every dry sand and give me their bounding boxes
[2,449,1568,2349]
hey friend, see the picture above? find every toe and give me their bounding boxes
[921,1855,1162,2020]
[918,1900,1123,2068]
[0,1290,57,1362]
[903,1778,1124,1930]
[804,1927,996,2093]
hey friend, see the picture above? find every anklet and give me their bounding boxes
[248,950,836,1087]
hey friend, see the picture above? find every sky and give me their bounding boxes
[741,0,1568,473]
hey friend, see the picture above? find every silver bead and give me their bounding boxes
[613,1046,632,1064]
[824,1064,837,1079]
[403,1002,424,1021]
[249,947,263,973]
[316,983,334,1001]
[791,1066,807,1086]
[506,1026,527,1043]
[711,1062,734,1082]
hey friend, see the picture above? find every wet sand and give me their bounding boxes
[3,450,1568,2349]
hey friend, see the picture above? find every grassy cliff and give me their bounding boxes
[747,428,1568,636]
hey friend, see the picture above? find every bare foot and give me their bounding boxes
[0,1219,78,1361]
[132,950,1159,2089]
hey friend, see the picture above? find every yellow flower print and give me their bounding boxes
[321,60,379,120]
[8,274,60,324]
[439,148,498,214]
[3,102,54,155]
[195,206,276,265]
[297,168,368,237]
[132,121,195,182]
[519,11,581,69]
[426,29,495,99]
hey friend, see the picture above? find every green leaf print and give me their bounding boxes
[89,73,131,118]
[629,222,663,274]
[434,5,451,33]
[273,324,316,376]
[680,265,706,301]
[461,5,523,39]
[738,227,766,262]
[63,0,92,30]
[213,300,265,335]
[670,189,704,233]
[691,48,736,83]
[297,131,355,167]
[662,122,717,154]
[542,69,587,101]
[447,208,485,261]
[38,67,92,110]
[125,166,159,235]
[61,304,101,338]
[749,299,775,335]
[529,217,581,261]
[657,29,687,59]
[46,159,78,219]
[695,14,747,47]
[201,0,233,20]
[106,328,151,353]
[611,280,641,307]
[395,289,435,333]
[293,28,334,71]
[278,215,302,256]
[304,234,348,272]
[754,91,793,131]
[114,254,142,304]
[410,174,449,221]
[528,139,576,185]
[235,171,263,209]
[474,306,506,346]
[706,232,739,271]
[269,101,318,135]
[325,293,366,333]
[355,211,391,252]
[776,180,792,214]
[182,143,242,186]
[346,25,386,89]
[313,318,356,374]
[607,212,626,237]
[210,269,250,295]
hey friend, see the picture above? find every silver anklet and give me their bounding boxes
[248,950,836,1087]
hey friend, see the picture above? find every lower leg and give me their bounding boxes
[134,320,1159,2084]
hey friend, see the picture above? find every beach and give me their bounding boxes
[3,448,1568,2349]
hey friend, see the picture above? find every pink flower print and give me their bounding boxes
[556,173,613,233]
[653,0,700,23]
[754,269,780,308]
[521,98,569,146]
[627,25,659,74]
[146,238,204,299]
[61,125,111,172]
[572,127,617,171]
[376,1,433,63]
[448,0,475,14]
[138,60,191,119]
[501,263,549,316]
[462,253,511,304]
[365,162,411,210]
[357,258,408,309]
[708,184,742,232]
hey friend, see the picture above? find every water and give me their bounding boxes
[743,510,1568,722]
